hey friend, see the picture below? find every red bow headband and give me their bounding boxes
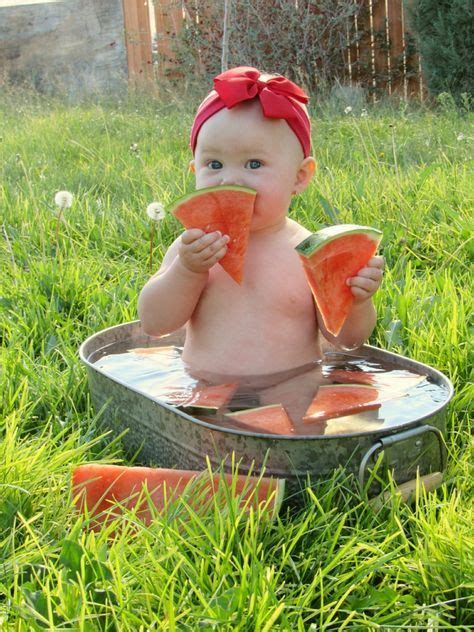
[190,66,312,157]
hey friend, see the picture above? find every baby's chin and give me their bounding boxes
[249,215,288,234]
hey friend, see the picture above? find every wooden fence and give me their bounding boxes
[123,0,425,100]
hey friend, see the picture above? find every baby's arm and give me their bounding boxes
[318,256,384,349]
[138,229,229,336]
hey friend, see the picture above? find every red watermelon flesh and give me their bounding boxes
[73,464,284,528]
[225,404,295,435]
[170,185,257,284]
[178,382,239,414]
[303,384,382,423]
[296,225,382,336]
[328,369,425,393]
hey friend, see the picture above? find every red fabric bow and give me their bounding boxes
[190,66,312,157]
[214,66,309,119]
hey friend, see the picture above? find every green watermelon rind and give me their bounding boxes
[295,224,382,258]
[168,185,257,214]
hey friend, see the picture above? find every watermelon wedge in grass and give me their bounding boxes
[73,464,284,528]
[303,384,382,423]
[296,224,382,336]
[170,185,257,284]
[225,404,295,435]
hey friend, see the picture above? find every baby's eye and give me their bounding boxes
[207,160,223,170]
[245,159,262,170]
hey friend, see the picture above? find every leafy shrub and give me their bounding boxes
[406,0,473,106]
[175,0,363,94]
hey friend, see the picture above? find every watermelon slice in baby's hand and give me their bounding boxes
[170,185,256,284]
[296,224,382,336]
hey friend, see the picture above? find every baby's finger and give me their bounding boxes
[354,266,383,282]
[200,235,229,259]
[350,286,371,301]
[202,243,228,265]
[181,228,205,244]
[367,256,384,269]
[190,231,222,254]
[347,275,379,293]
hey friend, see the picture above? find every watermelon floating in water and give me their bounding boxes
[303,384,382,422]
[225,404,295,435]
[73,464,284,528]
[169,185,257,284]
[296,224,382,336]
[178,382,239,415]
[328,369,425,393]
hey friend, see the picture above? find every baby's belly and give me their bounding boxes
[182,309,321,376]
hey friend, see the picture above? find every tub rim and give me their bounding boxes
[79,321,454,442]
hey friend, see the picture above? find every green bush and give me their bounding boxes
[406,0,473,106]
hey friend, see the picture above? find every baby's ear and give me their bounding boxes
[189,159,196,173]
[294,157,316,193]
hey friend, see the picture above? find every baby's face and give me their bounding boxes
[191,101,312,233]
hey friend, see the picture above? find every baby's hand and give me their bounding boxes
[179,229,230,274]
[346,256,384,303]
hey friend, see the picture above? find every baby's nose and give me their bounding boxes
[220,171,243,187]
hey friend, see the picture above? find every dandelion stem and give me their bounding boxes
[149,222,155,274]
[55,209,63,252]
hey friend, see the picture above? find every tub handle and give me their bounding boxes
[358,424,445,490]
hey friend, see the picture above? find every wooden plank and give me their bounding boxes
[371,0,388,96]
[400,1,423,99]
[346,1,362,86]
[386,0,404,96]
[195,0,222,75]
[154,0,184,78]
[352,3,362,85]
[123,0,153,86]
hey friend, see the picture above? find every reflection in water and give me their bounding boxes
[94,342,448,437]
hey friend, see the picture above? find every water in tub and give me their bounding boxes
[93,341,448,437]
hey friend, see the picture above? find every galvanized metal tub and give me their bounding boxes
[79,321,453,493]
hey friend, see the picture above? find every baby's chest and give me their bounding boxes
[206,248,314,318]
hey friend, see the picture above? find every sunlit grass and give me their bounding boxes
[0,91,472,628]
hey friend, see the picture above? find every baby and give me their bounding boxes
[138,66,384,377]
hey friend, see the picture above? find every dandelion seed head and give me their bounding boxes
[344,106,353,114]
[147,202,165,222]
[54,190,73,209]
[360,108,368,118]
[457,133,465,141]
[130,143,139,152]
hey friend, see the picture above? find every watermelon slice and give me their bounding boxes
[169,185,257,284]
[303,384,382,422]
[225,404,295,435]
[178,382,238,415]
[72,464,284,527]
[328,369,426,393]
[296,224,382,336]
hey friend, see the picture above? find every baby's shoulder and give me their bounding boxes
[285,218,312,246]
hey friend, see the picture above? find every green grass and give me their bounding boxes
[0,90,473,629]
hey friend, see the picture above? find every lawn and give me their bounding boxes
[0,89,472,629]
